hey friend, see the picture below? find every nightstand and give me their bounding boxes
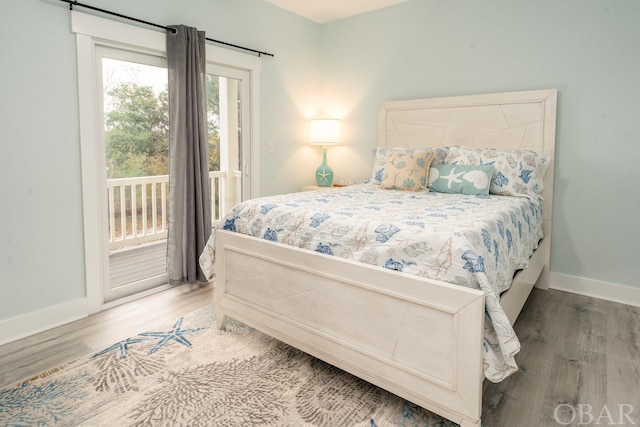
[301,185,328,191]
[301,184,351,191]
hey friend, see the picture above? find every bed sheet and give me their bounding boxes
[199,183,545,382]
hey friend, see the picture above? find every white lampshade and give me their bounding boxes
[309,119,340,145]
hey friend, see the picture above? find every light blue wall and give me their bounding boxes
[1,0,86,320]
[0,0,319,321]
[1,0,638,324]
[318,0,640,288]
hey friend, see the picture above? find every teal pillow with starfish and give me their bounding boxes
[428,164,494,196]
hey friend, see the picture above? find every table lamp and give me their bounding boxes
[309,119,340,187]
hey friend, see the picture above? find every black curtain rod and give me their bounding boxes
[60,0,274,57]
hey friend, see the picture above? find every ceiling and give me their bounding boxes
[264,0,411,23]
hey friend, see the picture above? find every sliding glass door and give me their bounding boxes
[96,46,250,304]
[205,64,251,219]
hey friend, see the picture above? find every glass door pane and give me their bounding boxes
[98,47,170,303]
[206,66,248,222]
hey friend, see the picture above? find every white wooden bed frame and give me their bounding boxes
[213,89,557,427]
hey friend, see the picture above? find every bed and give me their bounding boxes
[200,89,557,427]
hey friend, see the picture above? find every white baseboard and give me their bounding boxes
[550,272,640,308]
[0,298,88,346]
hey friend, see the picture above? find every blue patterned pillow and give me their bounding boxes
[445,147,550,199]
[428,164,494,196]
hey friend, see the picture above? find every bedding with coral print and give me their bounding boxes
[199,183,544,382]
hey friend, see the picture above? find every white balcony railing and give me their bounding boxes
[106,170,239,250]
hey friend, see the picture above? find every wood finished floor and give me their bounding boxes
[483,288,640,426]
[0,284,638,426]
[0,282,214,387]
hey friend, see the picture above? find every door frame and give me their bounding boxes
[73,11,262,313]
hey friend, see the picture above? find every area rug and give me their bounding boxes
[0,304,459,426]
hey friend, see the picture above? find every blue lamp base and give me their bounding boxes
[315,147,334,187]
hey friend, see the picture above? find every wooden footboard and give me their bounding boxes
[214,229,486,427]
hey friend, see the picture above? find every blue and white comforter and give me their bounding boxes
[199,183,545,382]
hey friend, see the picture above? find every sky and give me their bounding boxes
[102,57,168,111]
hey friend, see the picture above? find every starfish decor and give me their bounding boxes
[137,317,204,355]
[92,337,148,359]
[317,168,331,183]
[441,168,465,189]
[91,317,205,359]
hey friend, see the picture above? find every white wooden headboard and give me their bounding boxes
[378,89,557,288]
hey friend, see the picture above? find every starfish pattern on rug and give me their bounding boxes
[0,306,461,427]
[92,337,148,359]
[137,317,204,355]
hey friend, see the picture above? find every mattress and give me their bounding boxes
[200,183,545,382]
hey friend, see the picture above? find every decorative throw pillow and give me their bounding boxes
[428,164,494,196]
[379,149,435,191]
[445,147,550,198]
[371,146,448,183]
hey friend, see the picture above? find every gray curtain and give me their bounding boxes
[166,25,211,284]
